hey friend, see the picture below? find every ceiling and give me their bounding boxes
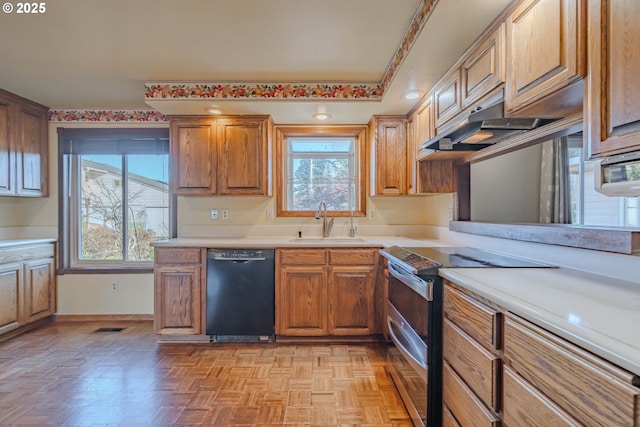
[0,0,512,123]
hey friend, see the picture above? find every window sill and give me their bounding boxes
[58,267,154,275]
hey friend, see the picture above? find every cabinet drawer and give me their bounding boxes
[0,243,54,264]
[443,362,500,427]
[278,249,326,266]
[442,405,462,427]
[503,366,580,427]
[444,283,500,350]
[328,248,376,265]
[155,248,202,265]
[443,319,500,411]
[504,315,640,426]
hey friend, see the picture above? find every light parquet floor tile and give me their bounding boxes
[0,321,412,426]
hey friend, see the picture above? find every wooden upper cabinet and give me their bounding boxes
[587,0,640,157]
[504,0,585,114]
[0,102,12,196]
[369,116,408,196]
[433,69,462,128]
[170,115,272,196]
[170,118,216,194]
[407,98,435,194]
[217,117,271,195]
[461,23,506,108]
[0,89,48,198]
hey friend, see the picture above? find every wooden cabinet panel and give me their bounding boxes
[408,98,435,194]
[418,160,457,193]
[443,363,500,427]
[155,247,202,265]
[0,90,48,198]
[504,314,640,426]
[276,266,326,336]
[278,249,326,266]
[154,265,203,335]
[503,365,580,427]
[505,0,585,113]
[23,258,55,324]
[444,282,501,350]
[369,117,407,195]
[16,106,47,196]
[327,248,377,266]
[434,69,462,128]
[443,318,500,411]
[0,102,13,195]
[587,0,640,157]
[328,266,374,335]
[170,119,215,194]
[170,115,271,196]
[0,263,23,335]
[462,23,505,108]
[443,405,462,427]
[217,117,269,195]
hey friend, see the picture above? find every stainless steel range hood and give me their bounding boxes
[422,95,555,153]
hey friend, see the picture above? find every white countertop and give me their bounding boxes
[150,235,443,249]
[440,267,640,377]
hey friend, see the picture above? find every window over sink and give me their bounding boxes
[275,125,366,218]
[58,128,171,272]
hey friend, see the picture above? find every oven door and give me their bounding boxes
[386,262,434,427]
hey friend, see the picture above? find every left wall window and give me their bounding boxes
[58,128,170,273]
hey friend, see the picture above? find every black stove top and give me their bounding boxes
[381,246,551,275]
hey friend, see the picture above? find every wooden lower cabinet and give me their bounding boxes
[277,265,327,336]
[276,248,378,337]
[0,241,56,339]
[444,279,640,427]
[153,248,206,339]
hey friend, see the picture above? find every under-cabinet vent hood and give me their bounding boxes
[422,96,555,153]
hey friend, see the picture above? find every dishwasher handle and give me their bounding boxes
[211,256,266,262]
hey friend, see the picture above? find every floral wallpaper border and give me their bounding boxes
[49,110,167,123]
[145,0,438,102]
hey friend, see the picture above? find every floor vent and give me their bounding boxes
[93,327,125,333]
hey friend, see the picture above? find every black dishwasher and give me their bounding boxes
[206,248,275,342]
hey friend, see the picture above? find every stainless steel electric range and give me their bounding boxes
[379,246,550,427]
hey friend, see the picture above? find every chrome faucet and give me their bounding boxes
[315,201,334,238]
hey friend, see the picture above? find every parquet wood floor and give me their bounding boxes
[0,321,413,427]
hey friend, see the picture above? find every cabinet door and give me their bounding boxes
[0,101,14,196]
[170,119,216,195]
[276,266,327,336]
[408,98,435,194]
[23,257,55,323]
[0,263,23,335]
[154,265,203,335]
[462,23,505,108]
[433,69,462,128]
[16,105,48,197]
[217,117,270,195]
[370,117,407,196]
[328,266,374,335]
[505,0,585,113]
[418,160,457,193]
[587,0,640,157]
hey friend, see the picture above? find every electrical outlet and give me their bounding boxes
[369,209,376,220]
[112,282,118,292]
[448,208,453,220]
[221,209,229,220]
[210,209,218,220]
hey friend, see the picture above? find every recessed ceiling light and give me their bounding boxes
[404,89,423,100]
[312,105,331,120]
[204,106,222,115]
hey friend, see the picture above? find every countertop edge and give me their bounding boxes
[0,237,57,248]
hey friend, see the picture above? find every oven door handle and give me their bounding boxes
[387,316,428,383]
[388,263,433,301]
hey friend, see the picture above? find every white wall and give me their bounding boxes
[470,144,542,222]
